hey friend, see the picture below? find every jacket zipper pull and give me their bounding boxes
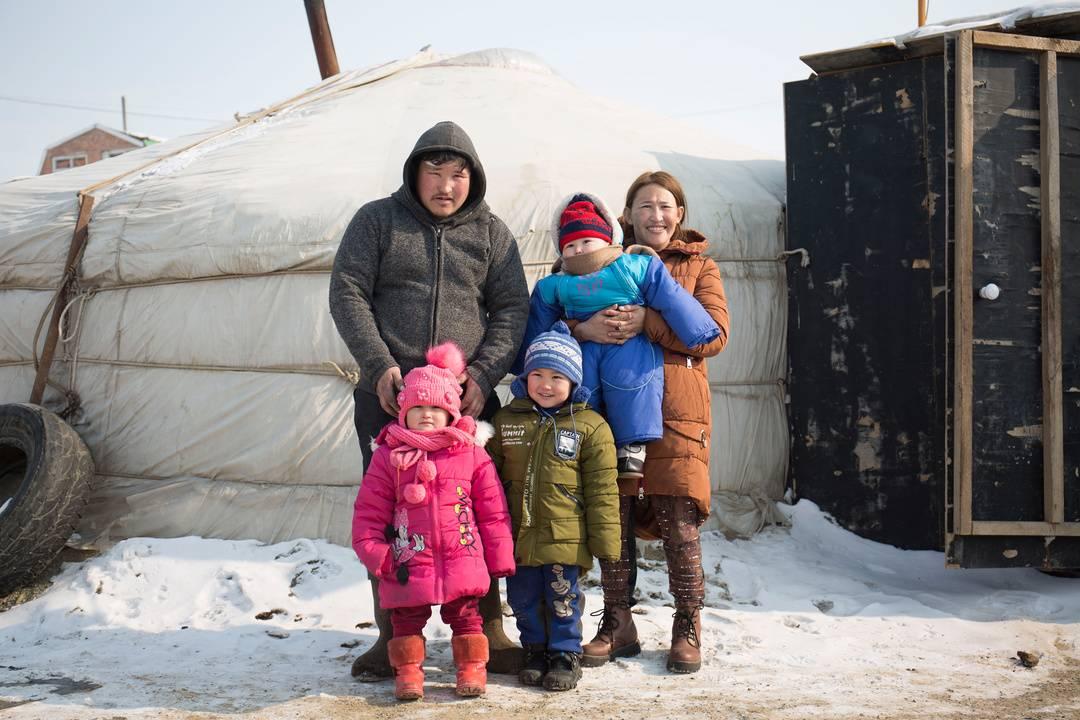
[637,480,645,501]
[686,355,693,368]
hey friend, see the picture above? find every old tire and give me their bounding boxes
[0,403,94,596]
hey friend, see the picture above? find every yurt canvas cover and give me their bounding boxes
[0,49,787,547]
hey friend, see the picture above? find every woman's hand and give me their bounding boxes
[571,304,645,345]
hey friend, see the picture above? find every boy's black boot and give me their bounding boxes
[542,651,582,691]
[518,643,548,686]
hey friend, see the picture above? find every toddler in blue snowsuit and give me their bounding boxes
[517,192,721,478]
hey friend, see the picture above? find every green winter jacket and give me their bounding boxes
[488,398,620,569]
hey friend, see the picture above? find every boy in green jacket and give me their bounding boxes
[488,321,620,692]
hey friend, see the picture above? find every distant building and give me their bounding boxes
[39,124,158,175]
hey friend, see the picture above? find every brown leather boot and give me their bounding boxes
[351,576,394,680]
[667,607,702,673]
[478,577,525,674]
[581,604,641,667]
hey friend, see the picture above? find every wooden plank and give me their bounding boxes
[972,521,1080,536]
[954,31,975,536]
[1041,51,1066,525]
[801,15,1080,75]
[973,31,1080,56]
[801,37,944,75]
[29,192,94,405]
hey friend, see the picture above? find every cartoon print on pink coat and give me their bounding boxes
[391,506,425,565]
[550,563,577,618]
[455,485,477,553]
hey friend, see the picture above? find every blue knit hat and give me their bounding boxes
[511,321,590,403]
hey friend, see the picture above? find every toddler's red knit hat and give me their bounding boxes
[557,194,613,251]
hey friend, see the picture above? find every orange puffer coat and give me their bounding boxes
[618,229,729,530]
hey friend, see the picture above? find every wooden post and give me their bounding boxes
[30,193,95,405]
[919,0,928,27]
[303,0,340,80]
[954,31,975,536]
[1040,50,1065,524]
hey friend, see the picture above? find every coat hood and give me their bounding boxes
[549,191,625,253]
[658,228,710,256]
[621,227,710,257]
[397,121,488,225]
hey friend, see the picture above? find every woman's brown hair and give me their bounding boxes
[620,170,688,242]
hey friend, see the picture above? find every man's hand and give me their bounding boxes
[376,366,403,416]
[571,304,645,345]
[459,373,486,418]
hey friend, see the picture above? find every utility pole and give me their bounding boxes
[121,95,128,132]
[304,0,340,80]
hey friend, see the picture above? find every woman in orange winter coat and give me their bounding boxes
[572,171,729,674]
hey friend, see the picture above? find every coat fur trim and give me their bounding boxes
[474,420,494,447]
[550,191,625,253]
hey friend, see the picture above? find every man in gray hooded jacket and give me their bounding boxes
[330,121,529,679]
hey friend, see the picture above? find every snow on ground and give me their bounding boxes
[1,500,1078,720]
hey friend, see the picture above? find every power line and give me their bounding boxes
[0,94,223,123]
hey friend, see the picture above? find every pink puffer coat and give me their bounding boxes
[352,426,515,609]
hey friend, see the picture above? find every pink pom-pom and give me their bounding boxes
[403,483,426,504]
[417,460,437,483]
[426,342,466,377]
[455,416,476,435]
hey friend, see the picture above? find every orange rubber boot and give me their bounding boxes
[451,634,489,697]
[387,635,425,701]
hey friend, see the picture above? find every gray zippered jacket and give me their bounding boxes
[329,122,529,396]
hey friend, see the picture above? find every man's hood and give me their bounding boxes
[397,121,488,225]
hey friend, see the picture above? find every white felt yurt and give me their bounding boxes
[0,49,787,547]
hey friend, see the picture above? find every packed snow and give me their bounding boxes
[1,500,1077,720]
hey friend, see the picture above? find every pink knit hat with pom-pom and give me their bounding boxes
[396,342,467,426]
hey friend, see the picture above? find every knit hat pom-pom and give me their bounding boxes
[426,342,466,377]
[455,415,476,435]
[416,460,437,483]
[403,483,427,504]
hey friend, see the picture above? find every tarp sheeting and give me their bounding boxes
[0,49,787,546]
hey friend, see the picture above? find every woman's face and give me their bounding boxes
[627,184,685,251]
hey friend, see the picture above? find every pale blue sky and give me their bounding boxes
[0,1,1023,181]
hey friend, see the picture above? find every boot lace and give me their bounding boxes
[672,609,700,649]
[589,605,622,640]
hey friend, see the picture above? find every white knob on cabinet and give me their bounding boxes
[979,283,1000,300]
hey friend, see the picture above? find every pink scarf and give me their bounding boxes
[381,420,474,468]
[378,417,477,504]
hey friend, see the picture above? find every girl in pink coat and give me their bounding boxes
[352,342,515,701]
